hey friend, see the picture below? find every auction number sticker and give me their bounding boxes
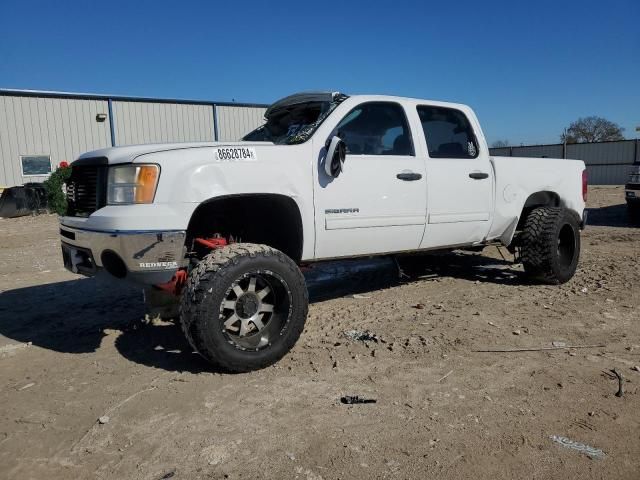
[214,147,257,162]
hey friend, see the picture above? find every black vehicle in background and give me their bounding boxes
[0,183,47,218]
[625,166,640,222]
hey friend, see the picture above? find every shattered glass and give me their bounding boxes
[242,93,348,145]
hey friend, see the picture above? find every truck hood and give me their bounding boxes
[75,141,272,165]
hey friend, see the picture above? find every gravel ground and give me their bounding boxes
[0,185,638,480]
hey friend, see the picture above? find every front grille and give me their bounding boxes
[66,160,107,217]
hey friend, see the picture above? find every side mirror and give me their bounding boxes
[324,136,346,177]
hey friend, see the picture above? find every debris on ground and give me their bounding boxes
[343,330,379,343]
[610,369,624,397]
[474,344,606,353]
[632,366,640,372]
[437,370,454,382]
[98,416,110,424]
[340,395,377,404]
[18,382,35,391]
[550,435,605,459]
[552,341,567,347]
[512,329,521,335]
[348,293,372,299]
[412,303,425,309]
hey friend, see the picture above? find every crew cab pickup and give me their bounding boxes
[60,92,587,371]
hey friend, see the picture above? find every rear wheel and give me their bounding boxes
[180,243,308,372]
[520,207,581,284]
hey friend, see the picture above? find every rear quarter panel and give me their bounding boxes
[488,156,586,244]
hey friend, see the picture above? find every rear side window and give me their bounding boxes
[334,102,414,156]
[417,106,478,158]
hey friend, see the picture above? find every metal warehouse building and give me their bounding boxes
[0,89,267,188]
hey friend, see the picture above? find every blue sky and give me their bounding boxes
[1,0,638,145]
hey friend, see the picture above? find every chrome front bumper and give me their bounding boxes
[60,224,187,284]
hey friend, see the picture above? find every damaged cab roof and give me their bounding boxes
[265,92,346,118]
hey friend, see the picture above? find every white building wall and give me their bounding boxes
[112,101,215,146]
[0,92,270,187]
[216,105,266,141]
[0,95,111,187]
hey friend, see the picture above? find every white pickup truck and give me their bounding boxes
[60,92,587,371]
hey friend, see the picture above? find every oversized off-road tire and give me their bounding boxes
[520,207,581,284]
[180,243,308,372]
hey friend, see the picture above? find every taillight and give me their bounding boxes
[582,169,588,202]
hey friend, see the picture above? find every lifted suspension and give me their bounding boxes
[155,236,230,296]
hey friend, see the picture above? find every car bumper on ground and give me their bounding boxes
[60,224,187,284]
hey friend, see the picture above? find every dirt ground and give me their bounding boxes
[0,185,638,480]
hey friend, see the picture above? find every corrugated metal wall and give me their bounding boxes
[584,164,637,185]
[514,144,564,158]
[112,101,215,145]
[0,95,112,187]
[216,105,266,141]
[490,140,639,185]
[566,141,636,165]
[0,91,269,187]
[489,147,510,156]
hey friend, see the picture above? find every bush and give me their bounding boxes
[43,166,71,215]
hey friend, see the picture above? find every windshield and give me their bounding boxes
[242,94,347,145]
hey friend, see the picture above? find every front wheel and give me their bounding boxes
[520,207,581,284]
[180,243,308,372]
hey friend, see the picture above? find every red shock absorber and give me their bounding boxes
[194,237,229,249]
[156,237,229,296]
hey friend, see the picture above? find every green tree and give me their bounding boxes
[561,116,625,143]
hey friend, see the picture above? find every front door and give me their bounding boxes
[313,101,427,259]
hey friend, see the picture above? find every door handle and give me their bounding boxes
[396,172,422,181]
[469,172,489,180]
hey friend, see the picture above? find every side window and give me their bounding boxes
[417,106,479,158]
[334,102,414,156]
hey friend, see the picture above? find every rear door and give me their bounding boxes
[313,101,427,259]
[415,105,493,249]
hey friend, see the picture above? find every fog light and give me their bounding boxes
[101,250,127,278]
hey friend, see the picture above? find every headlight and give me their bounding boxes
[107,164,160,205]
